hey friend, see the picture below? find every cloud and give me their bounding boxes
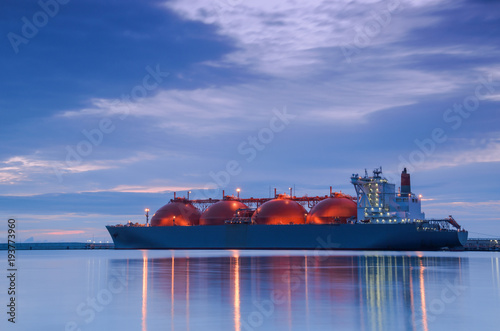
[413,136,500,170]
[49,0,484,137]
[0,152,158,194]
[448,200,500,209]
[164,0,451,77]
[0,0,232,126]
[0,155,119,184]
[16,226,109,242]
[94,184,214,193]
[55,66,463,136]
[43,230,86,236]
[425,199,500,208]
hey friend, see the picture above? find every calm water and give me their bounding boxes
[2,250,500,331]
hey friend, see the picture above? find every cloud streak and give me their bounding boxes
[164,0,451,76]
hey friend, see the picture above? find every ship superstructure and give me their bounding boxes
[351,167,424,224]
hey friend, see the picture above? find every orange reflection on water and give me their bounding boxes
[419,259,428,331]
[106,251,470,331]
[186,258,190,331]
[142,251,148,331]
[286,259,292,331]
[171,254,175,331]
[304,256,310,327]
[409,264,416,331]
[231,251,241,331]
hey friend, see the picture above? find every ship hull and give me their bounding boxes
[107,223,468,250]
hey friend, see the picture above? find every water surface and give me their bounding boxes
[1,250,499,330]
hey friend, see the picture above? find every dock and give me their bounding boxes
[465,238,500,251]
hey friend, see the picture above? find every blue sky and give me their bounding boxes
[1,0,499,242]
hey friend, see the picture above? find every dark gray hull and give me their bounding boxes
[106,223,468,250]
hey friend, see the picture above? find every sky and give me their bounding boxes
[1,0,499,242]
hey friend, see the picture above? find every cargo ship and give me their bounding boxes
[106,168,468,250]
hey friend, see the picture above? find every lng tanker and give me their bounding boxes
[106,168,468,250]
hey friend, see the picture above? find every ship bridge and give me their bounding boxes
[351,167,425,224]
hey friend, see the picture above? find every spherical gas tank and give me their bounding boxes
[150,200,201,226]
[200,200,248,225]
[251,198,307,225]
[307,197,356,224]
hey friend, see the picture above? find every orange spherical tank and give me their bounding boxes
[307,197,356,224]
[200,200,248,225]
[251,199,307,225]
[150,201,201,226]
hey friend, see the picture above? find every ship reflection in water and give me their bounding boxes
[103,250,496,331]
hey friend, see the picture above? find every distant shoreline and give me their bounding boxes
[0,242,114,250]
